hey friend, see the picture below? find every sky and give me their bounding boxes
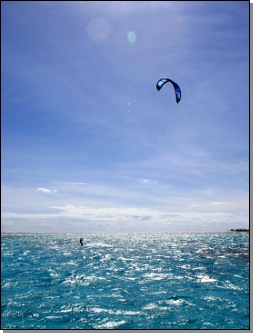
[2,1,249,233]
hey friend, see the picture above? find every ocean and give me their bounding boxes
[1,232,249,329]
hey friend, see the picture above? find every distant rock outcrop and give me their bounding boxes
[230,229,249,232]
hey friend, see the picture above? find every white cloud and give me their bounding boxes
[2,179,249,233]
[210,201,230,206]
[140,178,158,185]
[48,204,163,221]
[2,202,249,233]
[37,188,57,194]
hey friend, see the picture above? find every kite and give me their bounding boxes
[156,78,181,103]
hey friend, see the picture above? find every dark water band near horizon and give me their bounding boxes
[1,232,249,329]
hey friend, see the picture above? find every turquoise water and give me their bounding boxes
[1,232,249,329]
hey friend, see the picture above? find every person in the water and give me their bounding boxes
[80,238,84,246]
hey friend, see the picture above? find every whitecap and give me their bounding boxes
[142,303,158,310]
[61,309,72,313]
[93,320,126,329]
[219,281,242,290]
[197,274,217,283]
[142,272,169,280]
[86,242,112,248]
[45,315,62,319]
[165,299,184,306]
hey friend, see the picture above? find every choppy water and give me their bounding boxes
[1,232,249,329]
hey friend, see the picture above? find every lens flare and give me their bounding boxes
[87,17,112,41]
[127,31,137,43]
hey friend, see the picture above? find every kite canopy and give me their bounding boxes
[156,78,181,103]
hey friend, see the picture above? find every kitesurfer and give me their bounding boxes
[80,238,84,246]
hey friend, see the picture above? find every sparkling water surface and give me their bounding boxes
[1,232,249,329]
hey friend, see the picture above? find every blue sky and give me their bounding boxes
[2,1,249,233]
